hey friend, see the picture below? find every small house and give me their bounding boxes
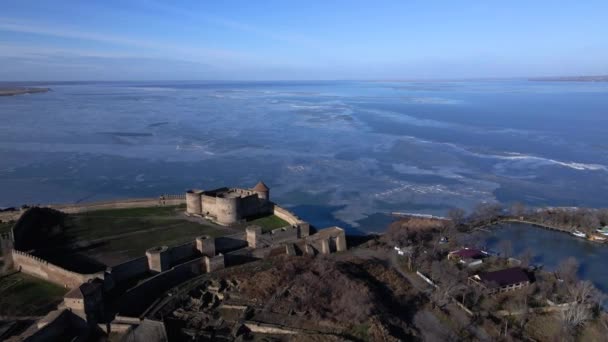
[447,247,488,267]
[469,267,530,294]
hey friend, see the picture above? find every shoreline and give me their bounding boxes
[492,218,608,245]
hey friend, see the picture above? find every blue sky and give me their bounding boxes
[1,0,606,80]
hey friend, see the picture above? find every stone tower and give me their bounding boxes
[253,181,270,202]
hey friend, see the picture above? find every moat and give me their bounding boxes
[474,223,608,293]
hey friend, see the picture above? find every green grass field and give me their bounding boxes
[247,215,290,232]
[55,205,226,265]
[88,221,225,260]
[64,205,207,241]
[0,272,67,316]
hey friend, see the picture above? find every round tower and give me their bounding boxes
[186,190,202,215]
[217,196,239,225]
[253,181,270,202]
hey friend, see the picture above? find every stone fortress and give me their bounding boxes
[3,181,347,341]
[185,181,271,225]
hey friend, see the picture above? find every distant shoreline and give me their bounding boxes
[529,75,608,82]
[0,87,51,97]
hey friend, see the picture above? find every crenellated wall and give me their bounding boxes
[12,249,105,289]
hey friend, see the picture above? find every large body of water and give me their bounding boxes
[1,80,608,234]
[476,223,608,294]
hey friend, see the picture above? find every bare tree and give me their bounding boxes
[430,260,466,308]
[510,202,527,218]
[560,280,602,332]
[472,202,503,226]
[560,302,592,331]
[497,239,513,259]
[558,257,580,285]
[447,208,466,227]
[518,249,533,268]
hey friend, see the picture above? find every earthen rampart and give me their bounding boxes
[1,194,186,223]
[52,194,185,214]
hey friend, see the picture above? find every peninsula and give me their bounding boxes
[0,87,50,96]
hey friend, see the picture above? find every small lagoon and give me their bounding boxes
[474,223,608,293]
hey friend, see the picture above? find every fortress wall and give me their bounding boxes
[239,195,271,218]
[201,195,217,217]
[12,249,103,289]
[268,226,299,244]
[216,197,239,225]
[117,257,207,317]
[185,191,202,215]
[109,256,149,284]
[167,241,198,266]
[215,233,248,253]
[273,205,303,226]
[204,254,224,272]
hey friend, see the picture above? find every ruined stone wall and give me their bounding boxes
[108,256,149,285]
[117,257,210,317]
[268,226,299,243]
[246,226,299,248]
[12,249,104,289]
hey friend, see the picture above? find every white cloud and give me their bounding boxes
[0,17,253,63]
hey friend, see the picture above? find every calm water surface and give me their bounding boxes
[475,223,608,293]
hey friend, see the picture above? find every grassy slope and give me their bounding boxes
[0,272,67,316]
[64,206,195,240]
[247,215,290,232]
[61,205,225,261]
[89,222,225,259]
